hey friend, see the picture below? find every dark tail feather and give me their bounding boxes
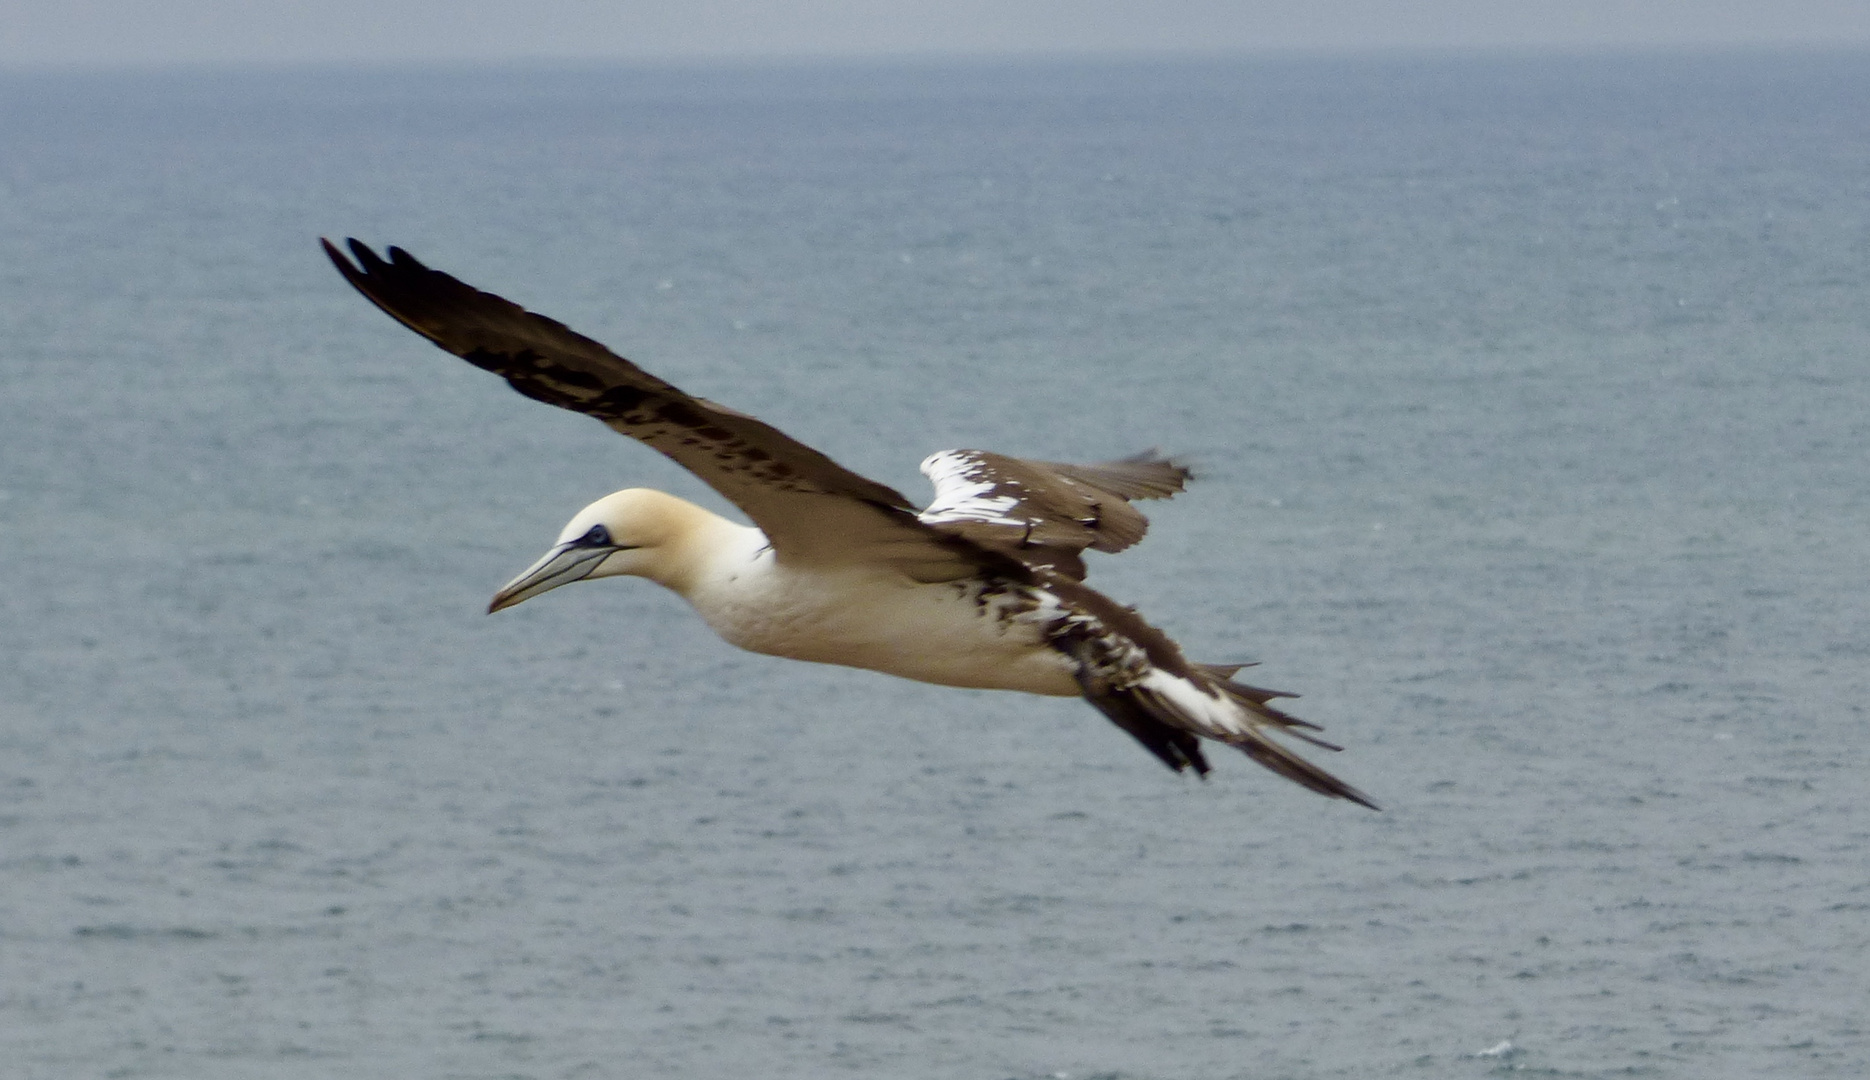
[1060,636,1374,807]
[1196,666,1342,751]
[1073,671,1212,776]
[1130,684,1381,811]
[1075,674,1379,809]
[1196,662,1299,705]
[1223,730,1380,810]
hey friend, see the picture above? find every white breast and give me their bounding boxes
[680,529,1079,697]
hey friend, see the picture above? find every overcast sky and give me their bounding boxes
[5,1,1869,69]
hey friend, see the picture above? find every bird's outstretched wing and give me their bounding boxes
[918,448,1191,579]
[325,239,982,581]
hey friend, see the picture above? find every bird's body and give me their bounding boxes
[701,541,1082,697]
[325,239,1376,808]
[621,489,1078,695]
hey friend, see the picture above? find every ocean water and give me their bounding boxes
[2,50,1867,1079]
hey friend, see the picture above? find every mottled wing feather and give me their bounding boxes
[1046,452,1192,502]
[324,240,978,579]
[918,448,1191,577]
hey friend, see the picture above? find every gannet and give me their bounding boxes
[324,239,1376,808]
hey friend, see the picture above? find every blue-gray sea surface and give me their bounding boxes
[2,51,1867,1079]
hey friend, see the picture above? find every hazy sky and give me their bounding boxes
[5,0,1869,69]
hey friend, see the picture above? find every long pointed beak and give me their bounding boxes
[488,541,615,613]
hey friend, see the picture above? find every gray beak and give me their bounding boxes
[488,541,615,613]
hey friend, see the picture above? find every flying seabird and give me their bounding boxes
[324,239,1376,808]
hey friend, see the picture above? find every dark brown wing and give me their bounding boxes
[917,448,1191,579]
[325,239,981,580]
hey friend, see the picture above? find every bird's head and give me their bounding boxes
[488,488,705,612]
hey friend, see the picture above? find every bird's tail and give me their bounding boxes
[1074,653,1378,809]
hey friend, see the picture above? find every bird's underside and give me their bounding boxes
[324,238,1377,809]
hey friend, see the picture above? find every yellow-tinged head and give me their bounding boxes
[487,488,729,612]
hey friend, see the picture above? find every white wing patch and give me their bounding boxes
[918,450,1028,528]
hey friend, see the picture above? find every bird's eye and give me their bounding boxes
[583,524,611,547]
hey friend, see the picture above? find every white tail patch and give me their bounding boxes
[1136,668,1252,737]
